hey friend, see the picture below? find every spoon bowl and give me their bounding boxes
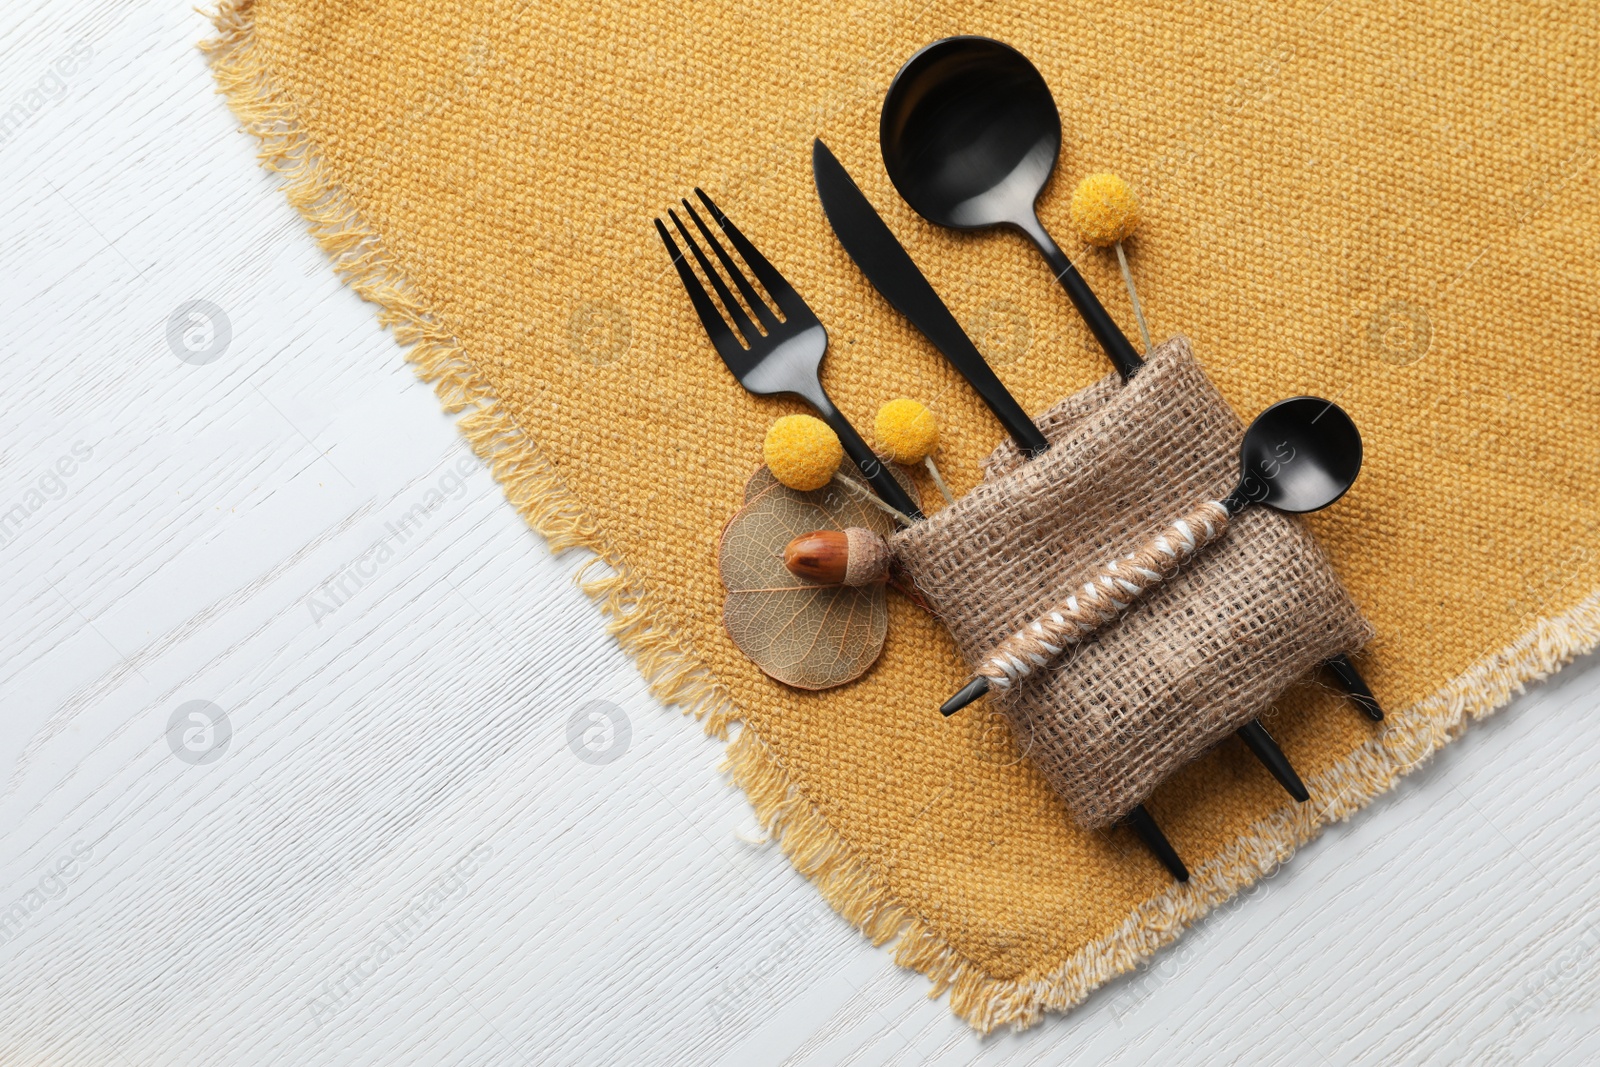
[880,36,1143,379]
[1234,397,1363,514]
[880,36,1059,231]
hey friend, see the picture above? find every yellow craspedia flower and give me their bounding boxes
[874,399,939,464]
[763,414,843,491]
[1069,173,1140,247]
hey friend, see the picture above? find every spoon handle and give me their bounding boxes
[943,501,1230,712]
[1015,213,1144,380]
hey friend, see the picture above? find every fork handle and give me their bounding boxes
[813,399,924,522]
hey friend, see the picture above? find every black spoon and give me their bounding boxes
[941,398,1364,797]
[879,38,1377,870]
[880,36,1143,381]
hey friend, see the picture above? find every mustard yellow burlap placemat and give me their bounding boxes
[205,0,1600,1030]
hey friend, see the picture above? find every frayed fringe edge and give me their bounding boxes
[201,1,1600,1034]
[729,594,1600,1033]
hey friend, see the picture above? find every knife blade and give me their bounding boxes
[812,139,1050,458]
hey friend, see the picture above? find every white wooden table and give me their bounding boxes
[2,5,1597,1064]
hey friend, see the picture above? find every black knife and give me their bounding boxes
[812,139,1050,458]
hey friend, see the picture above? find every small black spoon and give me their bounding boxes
[1221,396,1363,516]
[880,36,1143,380]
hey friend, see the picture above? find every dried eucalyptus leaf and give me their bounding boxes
[720,464,916,690]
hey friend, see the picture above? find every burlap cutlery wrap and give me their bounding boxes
[893,338,1373,828]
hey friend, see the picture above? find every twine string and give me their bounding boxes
[977,500,1232,690]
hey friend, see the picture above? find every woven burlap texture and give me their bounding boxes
[894,338,1373,828]
[204,0,1600,1033]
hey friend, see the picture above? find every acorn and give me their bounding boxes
[783,527,891,586]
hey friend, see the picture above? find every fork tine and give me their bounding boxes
[655,218,747,367]
[695,188,808,321]
[681,198,779,333]
[668,209,762,348]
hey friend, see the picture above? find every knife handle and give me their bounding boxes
[1125,804,1189,882]
[813,396,924,522]
[965,363,1050,458]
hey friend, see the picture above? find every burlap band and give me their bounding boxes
[892,337,1374,828]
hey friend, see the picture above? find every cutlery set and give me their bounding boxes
[657,36,1381,883]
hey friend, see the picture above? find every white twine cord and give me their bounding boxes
[977,500,1232,690]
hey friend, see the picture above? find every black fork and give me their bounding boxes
[655,189,922,521]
